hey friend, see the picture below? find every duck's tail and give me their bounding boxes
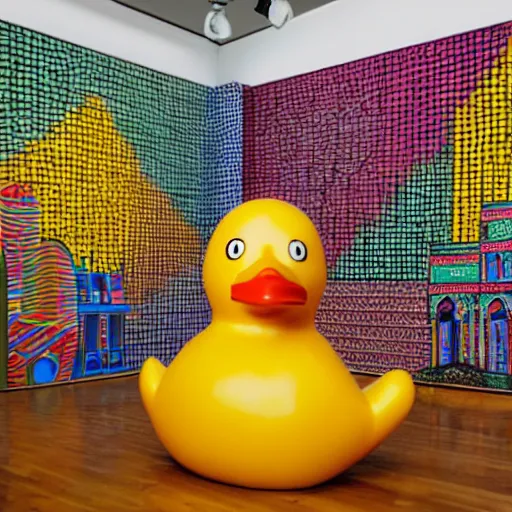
[362,369,416,452]
[139,357,166,413]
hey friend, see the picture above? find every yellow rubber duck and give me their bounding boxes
[139,198,416,490]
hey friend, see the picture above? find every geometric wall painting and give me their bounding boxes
[0,20,242,389]
[243,21,512,392]
[3,16,512,394]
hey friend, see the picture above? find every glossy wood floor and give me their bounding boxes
[0,375,511,512]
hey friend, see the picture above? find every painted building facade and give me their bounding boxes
[0,182,132,388]
[73,259,131,378]
[0,183,79,387]
[429,203,512,375]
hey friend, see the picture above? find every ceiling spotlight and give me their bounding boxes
[255,0,294,29]
[204,1,232,42]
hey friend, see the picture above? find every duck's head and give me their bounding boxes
[203,199,327,327]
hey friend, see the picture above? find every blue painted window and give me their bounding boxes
[488,300,509,374]
[108,315,123,350]
[90,274,111,304]
[77,273,90,303]
[503,254,512,279]
[487,253,512,282]
[487,254,499,281]
[32,356,59,385]
[84,315,100,352]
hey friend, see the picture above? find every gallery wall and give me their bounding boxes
[242,20,512,392]
[0,18,242,389]
[2,2,512,394]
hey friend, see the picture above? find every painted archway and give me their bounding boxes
[486,299,510,374]
[436,297,460,367]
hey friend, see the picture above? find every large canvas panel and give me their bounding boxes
[243,21,512,392]
[0,21,243,389]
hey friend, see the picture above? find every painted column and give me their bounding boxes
[479,300,487,371]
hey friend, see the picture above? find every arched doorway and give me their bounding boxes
[29,353,60,385]
[487,299,509,374]
[436,297,460,367]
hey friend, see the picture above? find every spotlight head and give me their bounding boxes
[255,0,294,29]
[204,0,232,42]
[254,0,271,18]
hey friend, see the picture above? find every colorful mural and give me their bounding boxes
[0,181,134,386]
[429,203,512,377]
[2,183,79,387]
[0,21,242,389]
[4,16,512,394]
[243,21,512,392]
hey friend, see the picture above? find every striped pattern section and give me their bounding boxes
[8,318,78,387]
[0,186,40,316]
[21,241,78,321]
[0,184,79,388]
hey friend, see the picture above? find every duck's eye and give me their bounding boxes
[289,240,307,262]
[226,238,245,260]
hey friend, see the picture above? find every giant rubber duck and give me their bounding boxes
[139,198,416,490]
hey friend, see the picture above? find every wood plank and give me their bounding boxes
[0,374,511,511]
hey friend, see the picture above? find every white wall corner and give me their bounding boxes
[0,0,219,87]
[218,0,512,86]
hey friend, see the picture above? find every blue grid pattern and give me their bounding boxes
[126,82,244,368]
[201,82,244,241]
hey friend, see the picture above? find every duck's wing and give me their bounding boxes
[362,369,416,451]
[139,356,166,412]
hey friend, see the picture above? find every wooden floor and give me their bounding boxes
[0,375,511,512]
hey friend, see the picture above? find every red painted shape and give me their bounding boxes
[481,283,512,293]
[430,254,480,266]
[0,183,35,200]
[481,208,512,221]
[481,240,512,253]
[429,284,480,295]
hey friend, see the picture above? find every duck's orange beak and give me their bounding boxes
[231,268,307,306]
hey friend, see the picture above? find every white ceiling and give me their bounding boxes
[112,0,337,44]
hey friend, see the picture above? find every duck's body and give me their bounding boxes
[140,199,415,489]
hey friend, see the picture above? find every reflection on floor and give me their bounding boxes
[0,375,511,511]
